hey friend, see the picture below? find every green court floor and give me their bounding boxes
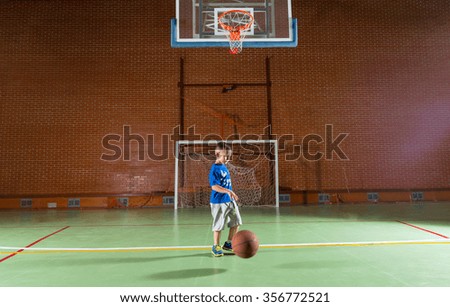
[1,202,449,286]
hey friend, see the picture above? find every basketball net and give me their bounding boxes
[219,10,254,55]
[227,31,245,55]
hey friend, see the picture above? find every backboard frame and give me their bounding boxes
[171,0,298,48]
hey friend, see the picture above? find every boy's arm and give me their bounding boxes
[211,185,239,201]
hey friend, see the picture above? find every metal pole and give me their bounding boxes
[266,57,273,140]
[274,140,280,207]
[179,57,185,139]
[174,141,179,210]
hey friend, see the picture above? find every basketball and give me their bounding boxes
[232,230,259,259]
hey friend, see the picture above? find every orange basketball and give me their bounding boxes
[232,230,259,259]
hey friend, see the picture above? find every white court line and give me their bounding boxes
[0,238,449,252]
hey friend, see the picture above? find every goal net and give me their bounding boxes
[174,140,279,209]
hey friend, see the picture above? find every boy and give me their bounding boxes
[209,142,242,257]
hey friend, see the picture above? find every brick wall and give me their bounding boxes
[1,0,449,198]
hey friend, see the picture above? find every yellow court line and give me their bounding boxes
[0,247,211,255]
[261,241,450,249]
[1,239,449,255]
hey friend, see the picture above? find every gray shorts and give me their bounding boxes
[210,201,243,231]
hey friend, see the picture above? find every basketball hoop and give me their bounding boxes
[218,10,254,55]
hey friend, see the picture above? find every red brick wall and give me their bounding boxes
[1,0,449,198]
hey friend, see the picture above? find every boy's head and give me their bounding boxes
[215,142,232,163]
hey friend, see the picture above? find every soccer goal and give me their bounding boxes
[174,140,279,209]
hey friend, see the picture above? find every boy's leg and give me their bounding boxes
[214,231,221,245]
[227,201,243,236]
[211,204,225,242]
[223,225,239,252]
[211,204,225,257]
[223,202,242,251]
[227,226,239,241]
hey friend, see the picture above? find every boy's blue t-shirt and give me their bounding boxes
[209,163,232,204]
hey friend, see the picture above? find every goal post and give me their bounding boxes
[174,140,279,209]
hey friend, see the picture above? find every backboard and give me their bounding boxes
[172,0,297,49]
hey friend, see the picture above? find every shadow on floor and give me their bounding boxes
[149,268,227,280]
[56,252,212,266]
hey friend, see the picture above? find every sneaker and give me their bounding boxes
[222,240,233,252]
[211,245,224,257]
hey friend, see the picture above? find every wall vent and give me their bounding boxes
[68,198,81,208]
[117,197,129,207]
[318,193,330,204]
[163,196,175,205]
[279,194,291,203]
[20,199,32,208]
[411,192,424,201]
[367,192,379,202]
